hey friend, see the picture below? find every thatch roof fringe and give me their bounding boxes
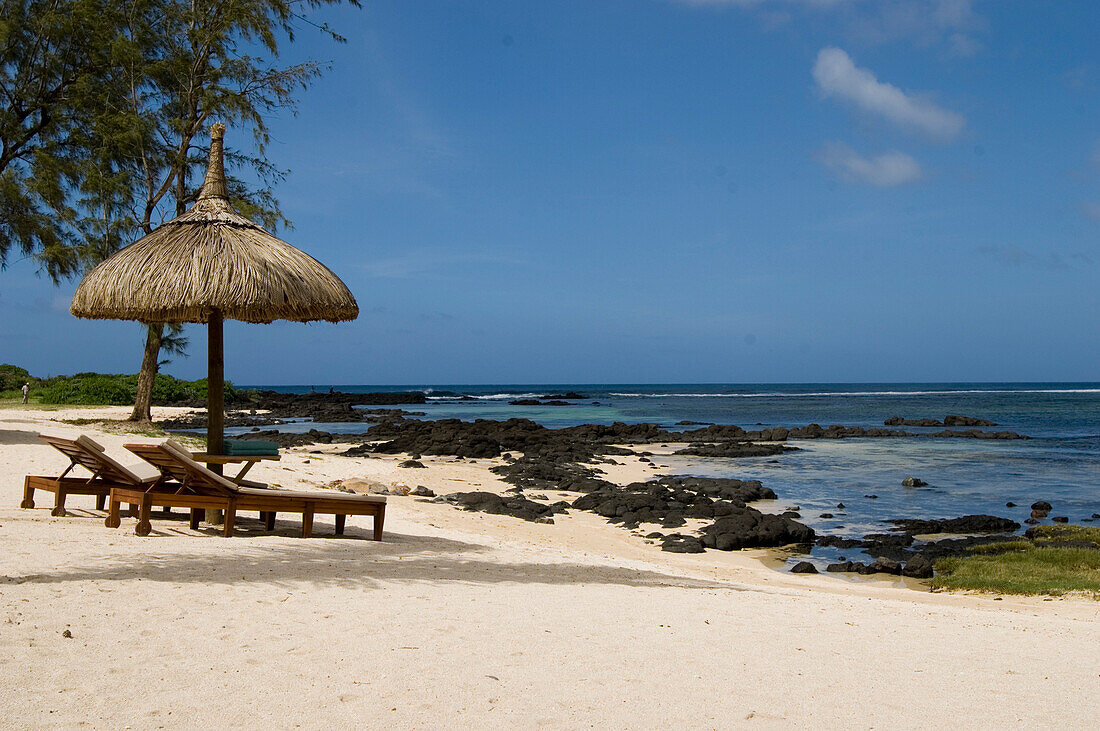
[70,124,358,325]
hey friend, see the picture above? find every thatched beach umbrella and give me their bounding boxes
[71,123,358,460]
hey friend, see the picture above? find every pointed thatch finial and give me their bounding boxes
[197,122,229,200]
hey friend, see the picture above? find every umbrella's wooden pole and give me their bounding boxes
[205,308,225,524]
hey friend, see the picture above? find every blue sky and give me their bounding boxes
[2,0,1099,384]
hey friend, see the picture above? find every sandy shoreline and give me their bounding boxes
[2,405,1098,727]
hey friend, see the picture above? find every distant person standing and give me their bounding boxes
[21,382,30,404]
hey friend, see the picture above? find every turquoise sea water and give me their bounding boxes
[237,383,1100,569]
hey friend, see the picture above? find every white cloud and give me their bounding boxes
[816,141,923,186]
[813,47,965,139]
[852,0,982,50]
[668,0,985,53]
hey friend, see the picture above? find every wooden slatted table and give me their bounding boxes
[189,452,280,485]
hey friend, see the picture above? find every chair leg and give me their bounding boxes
[127,503,137,517]
[95,493,106,511]
[223,500,237,538]
[135,494,152,536]
[50,489,67,517]
[105,494,121,528]
[189,509,201,530]
[374,505,385,541]
[20,480,35,509]
[264,511,276,531]
[301,504,314,538]
[335,514,346,536]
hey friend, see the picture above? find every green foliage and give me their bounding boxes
[932,526,1100,597]
[2,0,105,277]
[0,363,34,391]
[1,0,359,279]
[35,371,234,406]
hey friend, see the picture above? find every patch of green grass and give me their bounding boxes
[1028,525,1100,549]
[932,545,1100,597]
[966,539,1031,554]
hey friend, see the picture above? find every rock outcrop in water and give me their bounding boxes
[673,442,798,458]
[884,415,998,427]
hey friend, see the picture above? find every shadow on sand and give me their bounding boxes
[5,509,730,592]
[0,427,51,445]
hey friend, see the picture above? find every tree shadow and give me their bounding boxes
[6,511,729,592]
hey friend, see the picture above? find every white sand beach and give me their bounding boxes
[2,406,1098,728]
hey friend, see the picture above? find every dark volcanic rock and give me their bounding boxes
[399,459,426,468]
[569,476,793,550]
[439,491,556,523]
[541,392,587,400]
[660,534,706,553]
[943,415,997,427]
[509,399,542,406]
[928,429,1024,440]
[870,557,902,574]
[1031,500,1053,512]
[885,417,944,427]
[673,442,798,458]
[883,415,997,428]
[902,476,928,487]
[572,477,775,529]
[864,533,916,547]
[492,456,612,493]
[902,555,934,578]
[817,535,862,549]
[700,510,815,551]
[234,429,363,448]
[790,561,818,574]
[825,559,902,576]
[888,515,1020,535]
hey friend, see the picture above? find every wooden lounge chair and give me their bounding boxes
[111,440,386,539]
[22,434,164,516]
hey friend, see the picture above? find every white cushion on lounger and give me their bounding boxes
[75,434,155,484]
[122,460,162,483]
[75,434,106,452]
